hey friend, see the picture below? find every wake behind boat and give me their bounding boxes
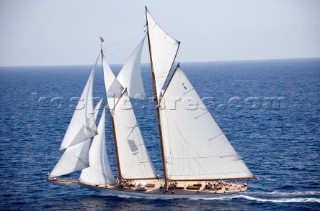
[47,7,255,197]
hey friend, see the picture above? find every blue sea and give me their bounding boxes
[0,59,319,210]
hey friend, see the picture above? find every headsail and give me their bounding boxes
[117,36,146,99]
[112,91,157,179]
[60,58,98,150]
[49,98,103,178]
[79,109,116,185]
[159,66,254,180]
[146,8,180,99]
[49,140,91,178]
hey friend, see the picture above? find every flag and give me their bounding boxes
[100,36,104,43]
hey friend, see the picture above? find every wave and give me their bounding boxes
[191,195,320,203]
[245,190,320,197]
[99,192,320,203]
[266,191,320,196]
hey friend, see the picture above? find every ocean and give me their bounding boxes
[0,59,319,210]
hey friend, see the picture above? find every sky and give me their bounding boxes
[0,0,320,66]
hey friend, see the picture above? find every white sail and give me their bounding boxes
[60,59,98,150]
[50,100,103,178]
[49,140,91,178]
[117,37,146,99]
[146,8,180,99]
[79,109,115,185]
[159,66,254,180]
[113,91,157,179]
[102,51,124,110]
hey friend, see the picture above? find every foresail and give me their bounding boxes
[113,91,157,179]
[49,140,91,178]
[60,58,98,150]
[159,66,254,180]
[79,109,115,185]
[146,8,180,99]
[102,45,156,180]
[117,37,146,99]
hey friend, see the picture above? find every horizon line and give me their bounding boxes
[1,57,319,69]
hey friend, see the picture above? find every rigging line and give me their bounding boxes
[102,49,125,62]
[103,32,146,49]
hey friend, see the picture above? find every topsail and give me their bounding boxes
[117,36,146,99]
[146,8,180,99]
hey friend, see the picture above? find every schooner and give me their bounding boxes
[48,7,255,197]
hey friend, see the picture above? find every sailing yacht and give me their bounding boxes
[48,7,255,197]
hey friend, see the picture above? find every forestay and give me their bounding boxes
[60,57,98,150]
[113,91,157,179]
[146,8,180,99]
[159,66,254,180]
[79,109,115,185]
[117,37,146,99]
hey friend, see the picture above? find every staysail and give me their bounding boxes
[112,91,157,179]
[49,99,103,178]
[59,58,98,150]
[159,66,254,180]
[146,8,180,99]
[117,36,146,99]
[79,108,116,185]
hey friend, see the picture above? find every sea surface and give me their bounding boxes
[0,59,319,210]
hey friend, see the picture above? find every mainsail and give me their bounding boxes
[79,108,116,185]
[59,58,98,150]
[159,66,254,180]
[112,91,157,179]
[117,36,146,99]
[146,8,180,99]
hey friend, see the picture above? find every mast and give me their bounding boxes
[145,7,168,187]
[101,49,123,181]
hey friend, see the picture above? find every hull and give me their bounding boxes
[79,179,248,199]
[49,178,249,198]
[90,187,245,199]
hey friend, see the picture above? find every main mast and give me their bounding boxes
[145,7,168,188]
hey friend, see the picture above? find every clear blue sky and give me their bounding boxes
[1,0,320,66]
